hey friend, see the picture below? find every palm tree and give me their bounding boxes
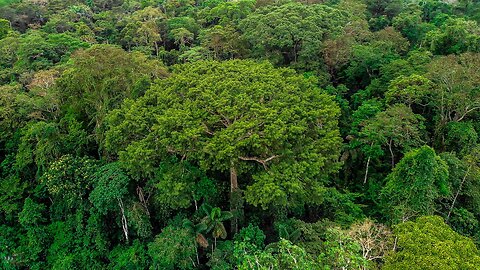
[200,204,233,251]
[183,219,208,265]
[266,224,301,250]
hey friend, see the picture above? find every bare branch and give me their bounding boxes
[203,123,215,136]
[239,155,281,170]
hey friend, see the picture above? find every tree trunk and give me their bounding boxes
[195,245,199,266]
[118,198,129,242]
[230,165,240,233]
[388,139,395,168]
[364,156,371,184]
[230,165,238,192]
[154,42,159,57]
[447,165,471,221]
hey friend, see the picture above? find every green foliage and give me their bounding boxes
[107,59,342,209]
[15,31,89,71]
[426,53,480,129]
[360,104,426,165]
[0,0,19,7]
[42,155,98,210]
[18,198,46,228]
[449,208,479,238]
[202,0,255,26]
[108,240,149,270]
[16,198,49,267]
[425,17,480,55]
[236,239,317,270]
[199,24,244,60]
[386,74,433,106]
[152,159,216,210]
[16,116,90,175]
[384,216,480,269]
[2,0,480,268]
[239,2,347,67]
[318,227,368,270]
[381,146,449,222]
[57,44,167,145]
[445,122,478,154]
[0,174,25,218]
[0,18,11,39]
[89,162,131,214]
[345,42,401,89]
[235,224,266,250]
[148,226,197,270]
[200,204,233,243]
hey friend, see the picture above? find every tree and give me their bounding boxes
[183,219,208,265]
[384,216,480,270]
[202,0,255,26]
[442,148,480,225]
[236,239,317,270]
[89,163,132,241]
[0,18,11,39]
[344,42,402,89]
[56,44,167,148]
[392,8,434,45]
[317,227,368,270]
[426,53,480,126]
[347,219,393,267]
[16,197,49,268]
[360,104,426,167]
[425,17,480,55]
[152,159,217,210]
[0,84,30,143]
[42,155,98,210]
[15,117,90,176]
[0,173,26,220]
[239,2,346,67]
[385,74,433,107]
[381,146,449,222]
[106,60,342,216]
[148,225,197,270]
[200,204,233,250]
[108,240,149,270]
[199,25,244,60]
[444,122,478,154]
[15,31,89,71]
[25,69,62,121]
[171,27,193,49]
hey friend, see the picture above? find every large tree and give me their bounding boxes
[56,44,168,148]
[426,53,480,126]
[239,2,346,67]
[381,146,449,222]
[106,60,342,215]
[384,216,480,270]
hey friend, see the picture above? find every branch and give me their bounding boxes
[447,165,471,221]
[456,106,480,122]
[239,155,281,170]
[203,123,215,136]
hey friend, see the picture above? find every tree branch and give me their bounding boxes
[239,155,281,170]
[456,106,480,122]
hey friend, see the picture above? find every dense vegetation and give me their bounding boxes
[1,0,480,269]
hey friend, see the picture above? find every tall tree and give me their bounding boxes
[239,2,346,67]
[56,44,167,149]
[360,104,426,167]
[106,60,342,226]
[384,216,480,270]
[381,146,449,222]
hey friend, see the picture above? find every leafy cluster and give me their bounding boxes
[1,0,480,269]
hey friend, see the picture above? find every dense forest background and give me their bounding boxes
[1,0,480,269]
